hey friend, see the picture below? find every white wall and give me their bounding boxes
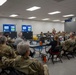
[0,18,64,35]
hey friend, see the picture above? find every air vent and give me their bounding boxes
[54,0,65,2]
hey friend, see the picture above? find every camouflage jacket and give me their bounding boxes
[2,56,44,75]
[0,44,16,58]
[0,44,16,68]
[62,39,75,51]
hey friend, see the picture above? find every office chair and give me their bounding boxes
[48,45,62,64]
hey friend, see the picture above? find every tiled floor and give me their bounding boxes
[46,57,76,75]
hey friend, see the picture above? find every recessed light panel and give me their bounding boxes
[48,11,61,15]
[9,14,18,17]
[61,21,65,22]
[63,14,74,17]
[26,6,41,11]
[53,20,60,22]
[42,18,50,21]
[28,17,36,19]
[0,0,7,6]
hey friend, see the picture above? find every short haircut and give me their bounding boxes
[17,41,29,56]
[0,36,7,44]
[18,32,22,37]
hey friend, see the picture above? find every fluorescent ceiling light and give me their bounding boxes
[61,21,65,23]
[53,20,60,22]
[42,18,50,21]
[63,14,74,17]
[28,17,36,19]
[26,6,41,11]
[48,11,61,15]
[9,14,18,17]
[0,0,7,6]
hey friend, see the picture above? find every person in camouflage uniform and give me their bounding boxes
[2,41,49,75]
[62,40,72,51]
[0,36,16,68]
[62,32,76,51]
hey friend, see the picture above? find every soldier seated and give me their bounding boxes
[2,41,49,75]
[62,32,76,52]
[0,36,16,69]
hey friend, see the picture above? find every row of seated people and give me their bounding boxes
[7,31,76,63]
[39,30,69,41]
[0,36,49,75]
[2,33,62,65]
[61,32,76,59]
[47,32,76,63]
[4,31,76,62]
[0,31,76,74]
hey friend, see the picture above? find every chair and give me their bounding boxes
[48,46,62,64]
